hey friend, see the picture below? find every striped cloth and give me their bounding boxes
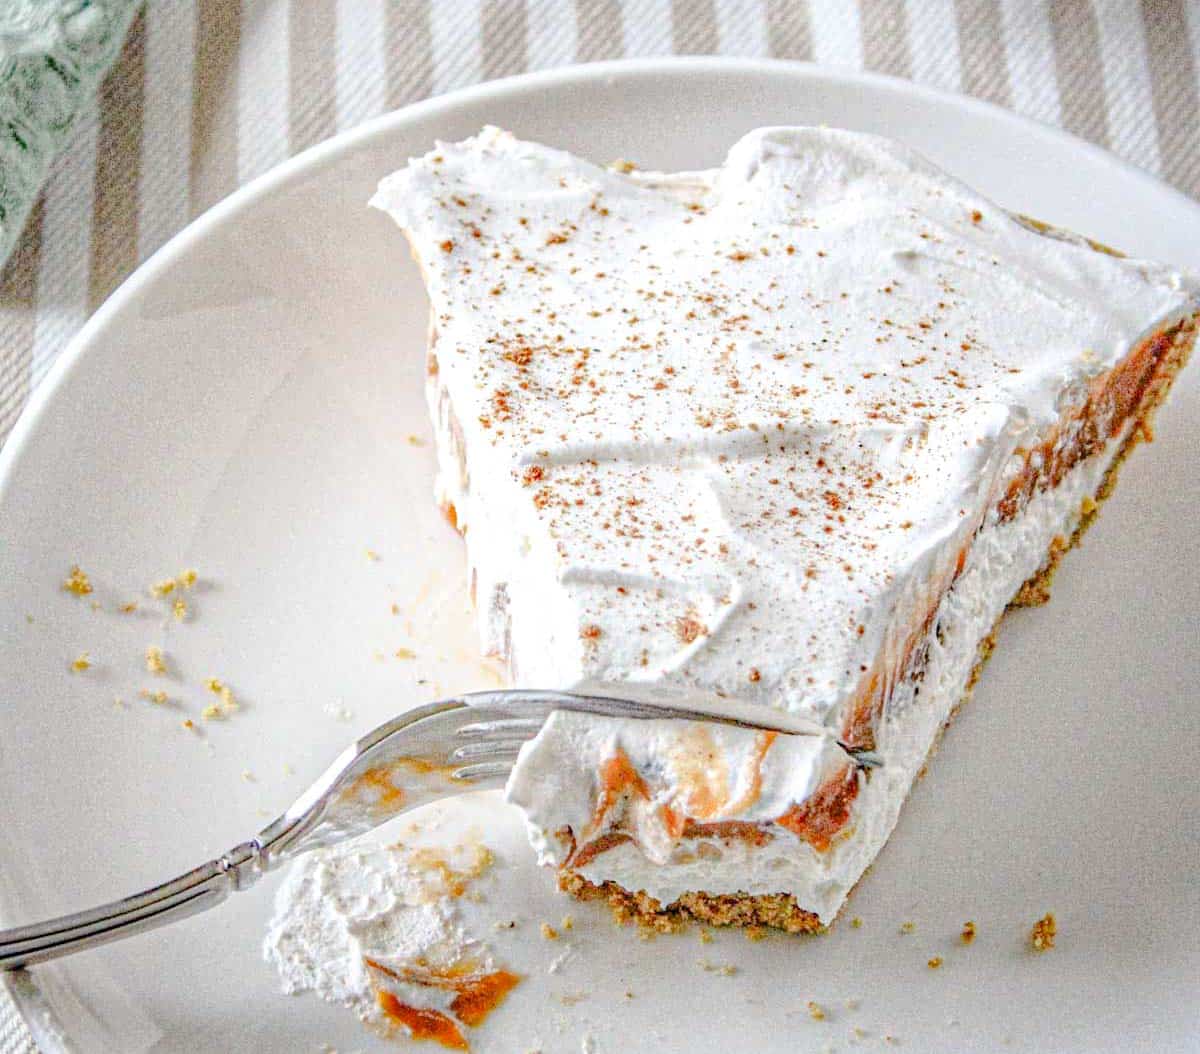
[0,0,1197,1049]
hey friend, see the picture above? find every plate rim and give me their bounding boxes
[3,55,1199,1050]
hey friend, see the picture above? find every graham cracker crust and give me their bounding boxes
[558,318,1196,935]
[558,872,825,935]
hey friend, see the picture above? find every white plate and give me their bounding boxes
[2,59,1197,1054]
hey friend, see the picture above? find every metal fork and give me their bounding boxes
[0,689,874,971]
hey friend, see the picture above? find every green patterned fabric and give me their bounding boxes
[0,1,141,267]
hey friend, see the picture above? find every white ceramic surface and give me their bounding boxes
[0,59,1197,1054]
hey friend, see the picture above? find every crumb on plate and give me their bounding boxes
[1030,913,1056,952]
[63,565,93,596]
[145,646,167,674]
[698,960,737,976]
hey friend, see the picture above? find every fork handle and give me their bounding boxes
[0,840,264,971]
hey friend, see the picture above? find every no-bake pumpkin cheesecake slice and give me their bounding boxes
[372,126,1197,932]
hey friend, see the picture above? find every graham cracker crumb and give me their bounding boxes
[394,647,417,660]
[119,601,138,614]
[698,960,737,976]
[560,914,574,931]
[145,646,167,675]
[172,597,187,621]
[899,921,915,935]
[540,922,559,940]
[927,956,943,969]
[150,578,176,598]
[205,678,238,713]
[70,652,91,672]
[850,917,863,929]
[63,565,93,596]
[807,1001,826,1021]
[140,689,168,705]
[960,920,976,945]
[1030,913,1056,952]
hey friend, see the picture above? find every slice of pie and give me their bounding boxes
[372,126,1197,933]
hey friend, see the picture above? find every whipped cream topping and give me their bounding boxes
[373,127,1196,922]
[372,125,1197,732]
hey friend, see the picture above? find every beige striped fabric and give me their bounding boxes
[0,2,1197,1040]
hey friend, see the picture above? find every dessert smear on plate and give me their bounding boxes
[266,125,1197,1043]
